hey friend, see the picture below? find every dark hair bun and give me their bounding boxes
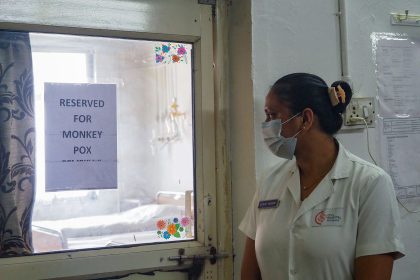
[330,80,352,114]
[271,73,353,135]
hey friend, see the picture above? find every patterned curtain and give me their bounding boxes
[0,31,35,256]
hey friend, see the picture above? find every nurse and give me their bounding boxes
[239,73,405,280]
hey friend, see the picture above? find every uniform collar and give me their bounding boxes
[328,140,352,180]
[287,139,351,180]
[287,139,352,219]
[289,139,351,223]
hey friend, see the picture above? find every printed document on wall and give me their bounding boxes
[44,83,117,191]
[375,36,420,117]
[374,34,420,209]
[378,118,420,200]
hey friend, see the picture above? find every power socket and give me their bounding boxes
[344,97,375,128]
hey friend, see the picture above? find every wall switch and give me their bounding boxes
[343,97,375,128]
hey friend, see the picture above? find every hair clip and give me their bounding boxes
[328,87,339,106]
[336,85,346,104]
[328,85,346,107]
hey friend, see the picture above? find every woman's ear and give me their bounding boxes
[301,108,314,131]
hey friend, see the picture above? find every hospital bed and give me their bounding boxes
[32,190,194,253]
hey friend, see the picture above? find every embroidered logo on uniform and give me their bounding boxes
[258,199,280,209]
[314,211,327,225]
[311,208,344,226]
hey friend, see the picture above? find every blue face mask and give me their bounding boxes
[261,112,303,160]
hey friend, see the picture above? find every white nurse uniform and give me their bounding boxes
[239,142,405,280]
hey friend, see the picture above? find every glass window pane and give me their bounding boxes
[30,32,195,253]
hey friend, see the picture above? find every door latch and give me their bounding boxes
[168,246,229,265]
[168,247,229,279]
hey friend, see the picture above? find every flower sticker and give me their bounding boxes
[180,216,190,227]
[155,43,189,64]
[162,44,171,53]
[177,46,187,56]
[156,216,192,239]
[163,231,171,239]
[172,55,180,63]
[155,54,164,63]
[156,219,166,230]
[167,223,177,235]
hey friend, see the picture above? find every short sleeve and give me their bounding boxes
[238,190,259,240]
[355,171,405,259]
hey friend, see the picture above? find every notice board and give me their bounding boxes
[373,33,420,211]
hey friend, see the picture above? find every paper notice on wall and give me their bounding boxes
[378,118,420,201]
[375,36,420,117]
[44,83,117,191]
[374,34,420,209]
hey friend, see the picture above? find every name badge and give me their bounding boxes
[258,199,279,209]
[311,208,344,227]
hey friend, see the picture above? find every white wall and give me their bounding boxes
[231,0,420,279]
[344,2,420,279]
[229,0,255,279]
[251,0,341,174]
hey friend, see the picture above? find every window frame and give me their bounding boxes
[0,1,218,279]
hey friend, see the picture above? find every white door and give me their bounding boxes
[0,1,231,279]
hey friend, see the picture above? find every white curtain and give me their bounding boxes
[0,31,35,256]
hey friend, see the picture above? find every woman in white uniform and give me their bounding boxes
[240,73,405,280]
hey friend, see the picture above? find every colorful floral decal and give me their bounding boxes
[156,219,166,230]
[155,43,189,64]
[180,216,191,227]
[156,217,191,239]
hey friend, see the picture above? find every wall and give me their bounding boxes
[231,0,420,279]
[342,2,420,277]
[229,0,255,279]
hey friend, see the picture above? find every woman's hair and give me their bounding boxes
[270,73,352,135]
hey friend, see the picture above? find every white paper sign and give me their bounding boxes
[378,118,420,199]
[44,83,117,191]
[375,37,420,117]
[374,34,420,210]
